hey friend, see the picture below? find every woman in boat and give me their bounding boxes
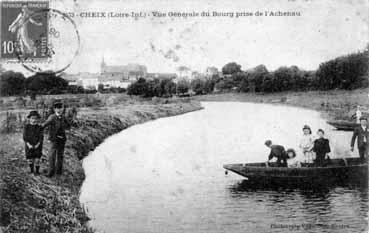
[299,125,314,163]
[312,129,331,166]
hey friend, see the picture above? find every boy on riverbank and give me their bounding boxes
[43,102,71,177]
[23,111,43,174]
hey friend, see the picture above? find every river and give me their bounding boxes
[80,102,368,233]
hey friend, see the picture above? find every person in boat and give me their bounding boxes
[351,116,368,163]
[265,140,288,167]
[353,105,362,124]
[286,148,301,167]
[312,129,331,166]
[299,125,314,163]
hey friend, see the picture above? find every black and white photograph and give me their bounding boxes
[0,0,368,232]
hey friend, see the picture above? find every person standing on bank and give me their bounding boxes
[23,111,43,174]
[42,102,71,177]
[312,129,331,166]
[351,117,369,162]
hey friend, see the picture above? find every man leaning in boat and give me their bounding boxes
[351,116,369,163]
[265,140,289,167]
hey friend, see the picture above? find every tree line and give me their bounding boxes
[127,48,368,97]
[1,47,368,97]
[215,48,368,93]
[126,77,216,97]
[0,72,95,98]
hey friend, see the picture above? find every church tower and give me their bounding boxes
[101,55,106,74]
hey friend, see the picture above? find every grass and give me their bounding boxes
[0,94,202,233]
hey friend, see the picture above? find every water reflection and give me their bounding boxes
[228,180,368,233]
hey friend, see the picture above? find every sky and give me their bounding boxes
[2,0,368,75]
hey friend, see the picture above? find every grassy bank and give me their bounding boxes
[0,97,202,233]
[194,88,369,120]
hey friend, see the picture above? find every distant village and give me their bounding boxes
[63,57,219,90]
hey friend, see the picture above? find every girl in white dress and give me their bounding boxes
[299,125,314,163]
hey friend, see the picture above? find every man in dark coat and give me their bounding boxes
[351,117,369,162]
[42,102,71,177]
[265,140,288,167]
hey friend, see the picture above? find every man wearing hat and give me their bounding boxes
[23,110,43,174]
[42,102,71,177]
[351,116,369,162]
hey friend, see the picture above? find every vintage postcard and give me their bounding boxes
[0,0,368,233]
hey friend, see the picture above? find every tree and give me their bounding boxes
[26,73,68,95]
[203,78,216,94]
[0,71,26,96]
[190,78,205,95]
[127,78,149,96]
[214,79,233,92]
[316,50,369,90]
[177,66,191,78]
[222,62,242,75]
[176,79,190,95]
[162,79,177,97]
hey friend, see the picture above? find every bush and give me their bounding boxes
[26,73,68,95]
[127,78,177,98]
[222,62,242,75]
[0,71,26,96]
[190,78,206,95]
[316,50,369,90]
[176,79,190,95]
[127,78,148,96]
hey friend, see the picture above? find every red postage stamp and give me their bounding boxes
[1,1,49,60]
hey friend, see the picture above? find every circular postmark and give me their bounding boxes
[14,8,80,74]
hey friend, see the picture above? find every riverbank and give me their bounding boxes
[0,99,203,233]
[193,88,369,120]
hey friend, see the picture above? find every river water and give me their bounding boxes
[80,102,368,233]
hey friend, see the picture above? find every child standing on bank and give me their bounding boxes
[23,111,43,174]
[299,125,314,163]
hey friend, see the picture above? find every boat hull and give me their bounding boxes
[224,158,368,187]
[327,120,358,131]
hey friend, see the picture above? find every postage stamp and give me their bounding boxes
[0,1,49,60]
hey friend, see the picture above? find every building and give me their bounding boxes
[146,73,177,80]
[100,57,147,82]
[206,66,219,77]
[98,76,131,89]
[176,66,192,79]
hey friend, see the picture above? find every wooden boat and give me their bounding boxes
[224,158,368,187]
[327,120,358,131]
